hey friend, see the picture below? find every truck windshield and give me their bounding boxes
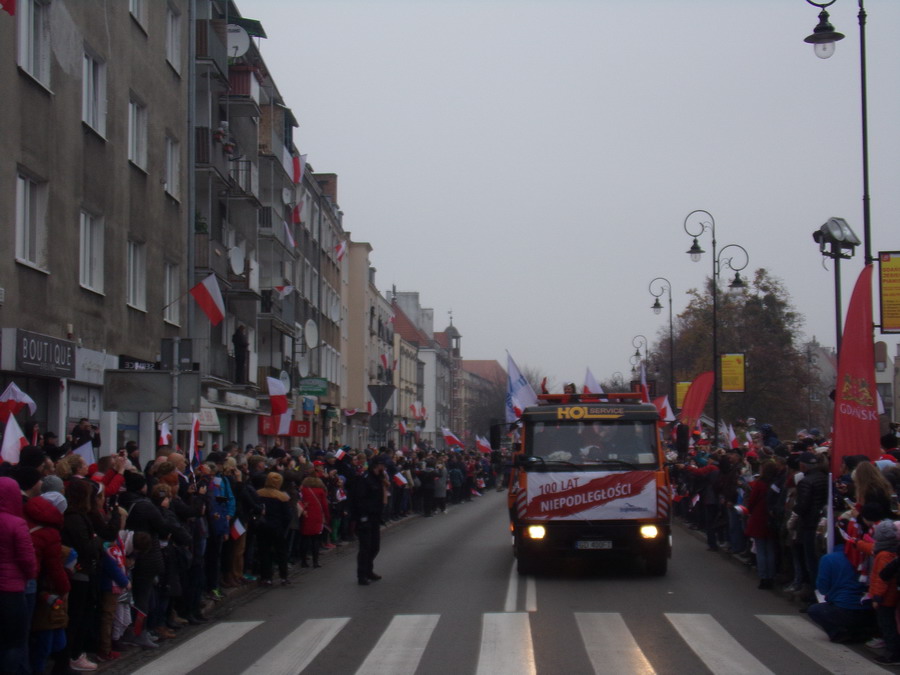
[524,420,659,469]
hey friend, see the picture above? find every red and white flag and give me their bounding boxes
[292,154,307,184]
[189,273,226,326]
[230,518,246,540]
[583,368,604,396]
[266,376,289,416]
[652,395,676,422]
[292,202,302,225]
[398,419,407,435]
[283,221,296,248]
[506,352,538,423]
[392,472,408,487]
[409,402,418,418]
[274,285,294,300]
[334,240,348,262]
[335,448,346,460]
[0,0,14,17]
[188,413,201,464]
[380,353,389,370]
[728,424,739,449]
[420,405,427,419]
[158,421,172,446]
[0,383,37,422]
[475,435,492,454]
[442,427,464,448]
[639,363,650,403]
[1,415,28,464]
[367,397,378,416]
[73,440,95,465]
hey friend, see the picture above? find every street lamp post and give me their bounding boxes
[813,217,861,353]
[803,0,872,265]
[683,210,750,446]
[649,277,675,401]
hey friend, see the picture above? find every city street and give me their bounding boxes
[109,492,893,675]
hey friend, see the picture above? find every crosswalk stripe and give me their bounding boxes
[241,617,349,675]
[131,621,263,675]
[665,613,775,675]
[575,612,656,674]
[355,614,440,674]
[477,612,536,675]
[758,614,891,674]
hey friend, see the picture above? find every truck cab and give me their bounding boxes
[508,392,672,575]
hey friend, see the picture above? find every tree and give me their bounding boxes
[660,269,811,436]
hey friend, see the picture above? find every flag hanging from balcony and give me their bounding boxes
[0,0,14,16]
[292,201,302,225]
[0,382,37,422]
[292,154,307,185]
[275,285,294,299]
[283,221,296,248]
[189,273,226,326]
[1,414,27,464]
[380,353,389,370]
[335,240,348,262]
[266,377,289,416]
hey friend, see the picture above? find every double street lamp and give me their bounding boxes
[649,277,675,401]
[683,210,750,446]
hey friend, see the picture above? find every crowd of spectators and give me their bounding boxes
[0,430,502,674]
[672,420,900,666]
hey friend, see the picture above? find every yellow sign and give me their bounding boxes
[676,381,691,409]
[880,251,900,333]
[720,353,745,393]
[555,406,624,420]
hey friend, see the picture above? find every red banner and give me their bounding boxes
[258,416,310,437]
[679,371,713,429]
[831,265,880,474]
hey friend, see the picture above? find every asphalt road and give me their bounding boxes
[113,491,897,675]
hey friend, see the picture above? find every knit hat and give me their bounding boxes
[40,491,68,514]
[41,475,64,495]
[873,520,898,553]
[124,471,146,493]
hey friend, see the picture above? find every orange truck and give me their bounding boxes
[508,392,672,575]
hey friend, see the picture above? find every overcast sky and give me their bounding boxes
[250,0,900,387]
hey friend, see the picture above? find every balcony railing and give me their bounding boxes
[196,20,227,78]
[227,66,261,116]
[229,160,258,198]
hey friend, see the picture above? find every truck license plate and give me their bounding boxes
[575,540,612,550]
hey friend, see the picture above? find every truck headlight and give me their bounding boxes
[639,525,659,539]
[527,525,546,540]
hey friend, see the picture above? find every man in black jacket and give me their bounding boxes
[793,451,829,595]
[350,456,387,585]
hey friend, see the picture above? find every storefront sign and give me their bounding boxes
[119,354,158,370]
[16,330,75,378]
[299,378,328,396]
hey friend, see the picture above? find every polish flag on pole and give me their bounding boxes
[335,448,346,461]
[0,383,37,422]
[506,352,538,423]
[73,440,95,465]
[583,368,604,396]
[392,472,408,487]
[639,363,650,403]
[158,421,172,446]
[442,428,464,448]
[728,424,739,449]
[230,518,246,540]
[652,395,676,422]
[398,419,407,435]
[189,273,226,326]
[1,415,28,464]
[283,221,296,248]
[409,403,418,418]
[274,285,294,300]
[188,413,201,465]
[266,377,289,416]
[475,435,492,454]
[334,240,348,262]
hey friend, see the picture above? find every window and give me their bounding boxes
[82,50,107,136]
[15,173,47,269]
[128,98,148,169]
[129,0,147,29]
[166,6,181,72]
[126,240,146,310]
[79,211,104,292]
[164,263,180,324]
[164,135,180,198]
[17,0,50,86]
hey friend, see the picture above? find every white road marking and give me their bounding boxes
[504,559,518,612]
[665,613,775,675]
[575,612,656,674]
[476,612,536,675]
[131,621,263,675]
[355,614,440,674]
[525,576,537,612]
[241,617,349,675]
[758,614,892,674]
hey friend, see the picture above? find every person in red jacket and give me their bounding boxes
[299,472,330,569]
[745,461,779,589]
[0,476,38,673]
[869,521,900,666]
[25,492,71,674]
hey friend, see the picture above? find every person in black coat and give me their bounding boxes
[349,456,388,585]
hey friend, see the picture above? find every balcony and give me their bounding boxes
[195,20,228,79]
[229,160,259,200]
[226,66,261,117]
[194,233,229,278]
[194,126,229,184]
[260,290,296,330]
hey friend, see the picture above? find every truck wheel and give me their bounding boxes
[645,552,668,576]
